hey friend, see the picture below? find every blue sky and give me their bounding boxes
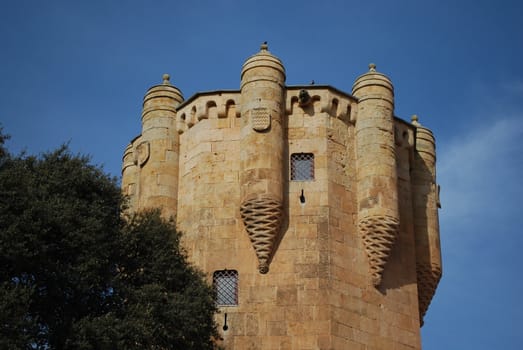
[1,1,522,348]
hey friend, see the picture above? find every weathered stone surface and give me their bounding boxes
[121,45,442,349]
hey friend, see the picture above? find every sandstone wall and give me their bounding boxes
[121,48,442,349]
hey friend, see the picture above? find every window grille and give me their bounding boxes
[213,270,238,306]
[291,153,314,181]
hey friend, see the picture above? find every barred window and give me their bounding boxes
[213,270,238,306]
[291,153,314,181]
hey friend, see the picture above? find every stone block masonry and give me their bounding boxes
[121,43,442,349]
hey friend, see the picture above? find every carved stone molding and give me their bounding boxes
[359,215,400,286]
[240,194,283,273]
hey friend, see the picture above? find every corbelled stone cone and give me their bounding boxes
[352,64,400,286]
[239,43,286,274]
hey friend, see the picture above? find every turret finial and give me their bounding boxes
[162,74,170,85]
[411,114,421,126]
[260,41,268,51]
[369,63,377,72]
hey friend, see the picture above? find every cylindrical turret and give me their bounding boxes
[352,64,400,286]
[138,74,183,219]
[122,142,139,212]
[411,115,442,324]
[239,43,286,274]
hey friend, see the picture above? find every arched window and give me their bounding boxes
[213,270,238,306]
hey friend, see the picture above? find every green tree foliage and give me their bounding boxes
[0,130,218,349]
[68,213,219,350]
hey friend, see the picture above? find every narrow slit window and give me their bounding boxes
[291,153,314,181]
[213,270,238,306]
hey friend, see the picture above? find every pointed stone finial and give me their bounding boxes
[162,73,170,85]
[369,63,377,72]
[260,41,268,52]
[411,114,421,126]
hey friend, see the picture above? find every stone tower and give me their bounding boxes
[121,44,442,349]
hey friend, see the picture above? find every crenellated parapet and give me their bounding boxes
[285,86,357,124]
[173,84,360,138]
[175,91,241,134]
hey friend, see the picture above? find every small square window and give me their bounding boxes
[213,270,238,306]
[291,153,314,181]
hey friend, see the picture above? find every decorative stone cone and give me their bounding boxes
[240,195,283,274]
[416,264,442,325]
[359,215,400,286]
